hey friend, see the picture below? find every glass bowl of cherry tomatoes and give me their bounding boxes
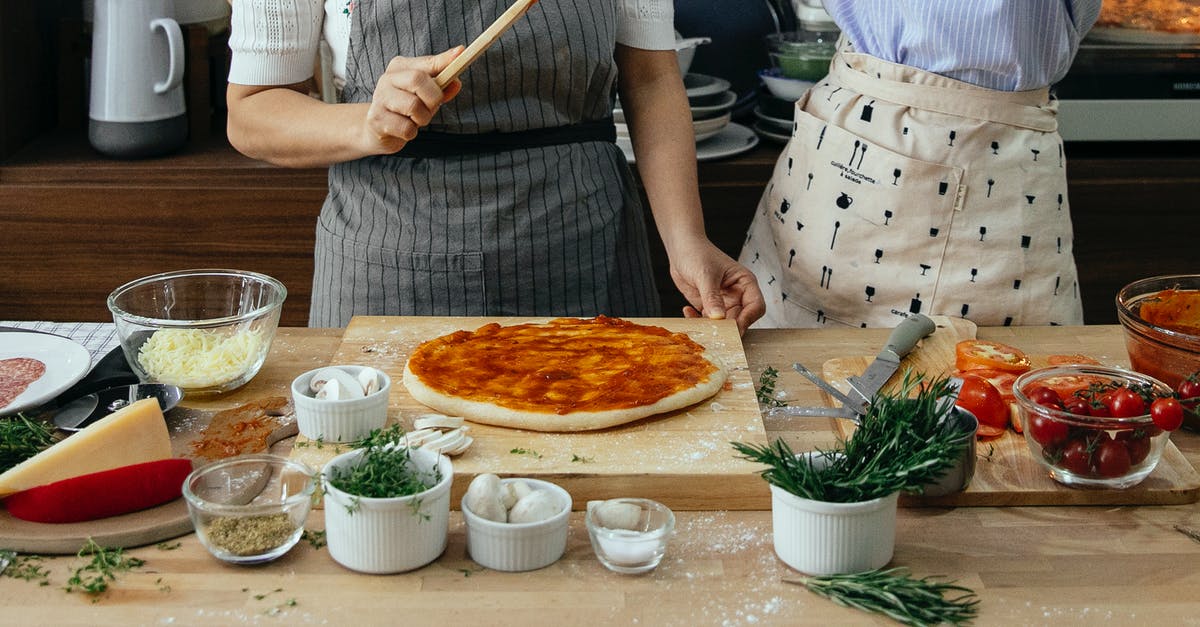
[1117,274,1200,431]
[1012,365,1182,489]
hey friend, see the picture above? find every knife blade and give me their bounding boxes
[845,313,937,406]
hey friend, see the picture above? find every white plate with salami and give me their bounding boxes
[0,332,91,415]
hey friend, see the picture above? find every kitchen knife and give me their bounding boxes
[845,314,937,407]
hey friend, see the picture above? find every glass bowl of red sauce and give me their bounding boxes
[1117,274,1200,431]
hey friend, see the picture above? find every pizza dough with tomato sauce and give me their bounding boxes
[402,316,728,432]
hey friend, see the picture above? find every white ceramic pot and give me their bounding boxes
[291,365,391,443]
[461,478,571,572]
[322,447,452,574]
[769,453,898,575]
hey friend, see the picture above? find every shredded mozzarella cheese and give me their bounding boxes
[137,327,264,388]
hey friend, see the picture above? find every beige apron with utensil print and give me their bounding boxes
[740,42,1084,329]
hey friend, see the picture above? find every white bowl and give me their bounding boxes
[690,90,738,120]
[322,446,453,574]
[758,68,815,102]
[693,112,732,142]
[291,365,390,443]
[461,478,571,572]
[769,452,898,575]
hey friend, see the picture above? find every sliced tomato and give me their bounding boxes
[1008,402,1023,433]
[955,339,1031,374]
[1047,354,1102,366]
[976,423,1007,439]
[954,367,1017,403]
[1039,374,1108,400]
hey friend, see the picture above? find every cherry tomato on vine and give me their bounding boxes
[1176,372,1200,408]
[956,375,1009,431]
[1094,440,1132,478]
[1106,387,1146,418]
[1024,384,1064,410]
[1063,397,1091,417]
[1057,438,1093,476]
[1027,413,1070,450]
[1150,396,1184,431]
[1115,429,1152,465]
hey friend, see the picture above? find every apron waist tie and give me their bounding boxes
[398,118,617,158]
[826,53,1058,133]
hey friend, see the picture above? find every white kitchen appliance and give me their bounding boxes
[88,0,187,158]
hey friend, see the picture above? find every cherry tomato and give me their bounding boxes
[955,368,1017,403]
[1094,440,1132,478]
[955,340,1032,374]
[1063,398,1091,417]
[956,375,1009,431]
[1176,372,1200,412]
[1150,397,1184,431]
[1116,429,1152,466]
[1027,412,1070,449]
[1106,387,1147,418]
[1057,438,1093,476]
[1024,384,1064,410]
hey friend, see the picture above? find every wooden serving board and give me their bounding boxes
[0,400,297,554]
[288,316,771,511]
[820,316,1200,506]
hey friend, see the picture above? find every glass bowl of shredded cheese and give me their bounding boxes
[107,269,287,396]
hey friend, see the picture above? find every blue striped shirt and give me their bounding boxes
[822,0,1102,91]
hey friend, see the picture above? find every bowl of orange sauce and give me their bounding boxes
[1117,275,1200,430]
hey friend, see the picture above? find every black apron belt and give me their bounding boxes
[397,118,617,158]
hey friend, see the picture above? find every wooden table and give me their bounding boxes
[3,325,1198,624]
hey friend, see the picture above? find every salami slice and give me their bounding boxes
[0,358,48,408]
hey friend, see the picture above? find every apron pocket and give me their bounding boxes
[316,224,489,317]
[755,107,965,327]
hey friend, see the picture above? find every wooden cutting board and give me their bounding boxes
[0,399,297,554]
[821,316,1200,506]
[288,316,771,511]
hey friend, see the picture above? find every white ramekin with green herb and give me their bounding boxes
[322,427,453,574]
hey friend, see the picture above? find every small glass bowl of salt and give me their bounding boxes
[585,498,675,574]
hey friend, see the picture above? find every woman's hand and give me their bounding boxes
[671,238,766,335]
[363,47,465,155]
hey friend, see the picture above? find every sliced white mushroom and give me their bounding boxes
[442,435,474,456]
[464,473,507,522]
[315,378,343,400]
[402,428,438,447]
[310,367,365,400]
[419,427,466,454]
[412,414,465,430]
[357,367,380,396]
[508,489,563,524]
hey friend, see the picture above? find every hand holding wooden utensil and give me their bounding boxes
[435,0,540,88]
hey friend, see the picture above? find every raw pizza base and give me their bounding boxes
[401,317,728,432]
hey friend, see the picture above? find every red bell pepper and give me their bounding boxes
[3,458,193,523]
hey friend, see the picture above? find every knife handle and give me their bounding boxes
[878,313,936,362]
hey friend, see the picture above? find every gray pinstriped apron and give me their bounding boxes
[310,0,659,327]
[739,38,1084,329]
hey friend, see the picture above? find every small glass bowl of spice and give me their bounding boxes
[183,454,316,564]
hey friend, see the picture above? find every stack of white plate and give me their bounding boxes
[753,91,796,144]
[615,73,758,163]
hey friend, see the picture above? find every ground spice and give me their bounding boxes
[205,513,298,556]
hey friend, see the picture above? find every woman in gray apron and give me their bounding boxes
[226,0,764,331]
[741,1,1100,329]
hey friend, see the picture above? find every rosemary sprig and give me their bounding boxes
[0,414,57,473]
[64,539,145,596]
[786,567,980,626]
[326,425,440,501]
[756,366,788,408]
[733,371,966,502]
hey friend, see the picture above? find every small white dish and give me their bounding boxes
[753,106,793,132]
[0,332,91,415]
[689,90,737,119]
[684,73,733,98]
[770,452,898,575]
[692,111,732,142]
[753,120,792,144]
[758,68,815,102]
[616,122,760,164]
[322,446,453,574]
[291,365,390,443]
[461,478,571,572]
[586,498,674,574]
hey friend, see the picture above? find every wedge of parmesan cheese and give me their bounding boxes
[0,398,172,497]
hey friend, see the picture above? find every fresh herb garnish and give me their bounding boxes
[570,454,594,463]
[734,372,966,502]
[326,426,440,506]
[301,529,327,549]
[785,567,980,626]
[0,414,57,473]
[64,539,145,596]
[510,447,542,459]
[756,367,788,408]
[0,550,51,585]
[155,541,182,551]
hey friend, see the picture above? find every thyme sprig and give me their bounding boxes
[0,413,57,473]
[64,539,145,596]
[756,366,788,408]
[733,371,966,502]
[326,425,440,502]
[785,567,980,626]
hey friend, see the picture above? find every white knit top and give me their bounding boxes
[228,0,676,87]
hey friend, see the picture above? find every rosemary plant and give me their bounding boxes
[786,567,980,626]
[0,414,56,474]
[733,371,966,503]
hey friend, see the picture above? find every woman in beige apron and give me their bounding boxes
[740,38,1085,329]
